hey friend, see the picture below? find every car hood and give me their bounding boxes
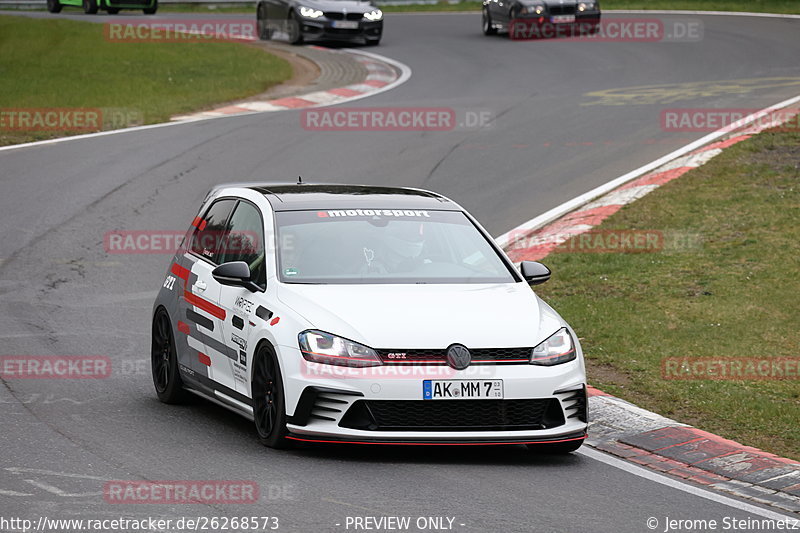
[293,0,377,12]
[276,282,564,349]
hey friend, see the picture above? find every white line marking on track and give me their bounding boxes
[0,489,34,496]
[23,479,102,498]
[579,447,796,522]
[5,467,108,480]
[494,92,800,246]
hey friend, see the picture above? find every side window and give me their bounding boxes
[190,199,236,264]
[220,201,267,289]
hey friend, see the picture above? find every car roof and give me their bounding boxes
[226,183,461,212]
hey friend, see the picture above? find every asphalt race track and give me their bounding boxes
[1,11,799,532]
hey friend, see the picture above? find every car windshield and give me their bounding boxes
[275,209,516,284]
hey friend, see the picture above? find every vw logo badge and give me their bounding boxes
[446,344,471,370]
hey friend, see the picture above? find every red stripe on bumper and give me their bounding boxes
[198,352,211,366]
[177,321,190,335]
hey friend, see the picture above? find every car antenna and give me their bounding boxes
[297,176,303,185]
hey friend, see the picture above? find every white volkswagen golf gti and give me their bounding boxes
[151,183,588,452]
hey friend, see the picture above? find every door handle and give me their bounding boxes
[195,280,207,292]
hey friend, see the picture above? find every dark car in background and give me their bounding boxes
[483,0,601,39]
[257,0,383,45]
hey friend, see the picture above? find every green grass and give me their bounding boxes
[533,122,800,460]
[0,15,290,145]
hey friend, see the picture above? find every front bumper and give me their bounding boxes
[286,431,588,446]
[515,11,601,23]
[280,347,588,443]
[296,18,383,42]
[509,12,601,39]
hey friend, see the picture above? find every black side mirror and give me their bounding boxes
[212,261,261,293]
[520,261,551,285]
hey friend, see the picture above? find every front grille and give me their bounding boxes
[325,27,361,35]
[325,12,363,20]
[340,399,564,431]
[549,5,576,15]
[376,348,532,365]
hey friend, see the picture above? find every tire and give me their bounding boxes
[287,10,303,45]
[252,344,292,449]
[143,0,157,14]
[257,3,272,40]
[83,0,98,15]
[151,308,188,404]
[46,0,62,13]
[526,439,584,455]
[482,7,497,35]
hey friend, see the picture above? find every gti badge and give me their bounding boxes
[446,344,471,370]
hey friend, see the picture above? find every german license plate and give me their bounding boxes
[551,15,576,23]
[423,380,503,400]
[332,20,359,29]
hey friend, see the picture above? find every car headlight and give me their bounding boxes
[578,2,596,11]
[522,3,545,14]
[299,6,324,18]
[530,328,577,366]
[363,9,382,21]
[299,330,383,368]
